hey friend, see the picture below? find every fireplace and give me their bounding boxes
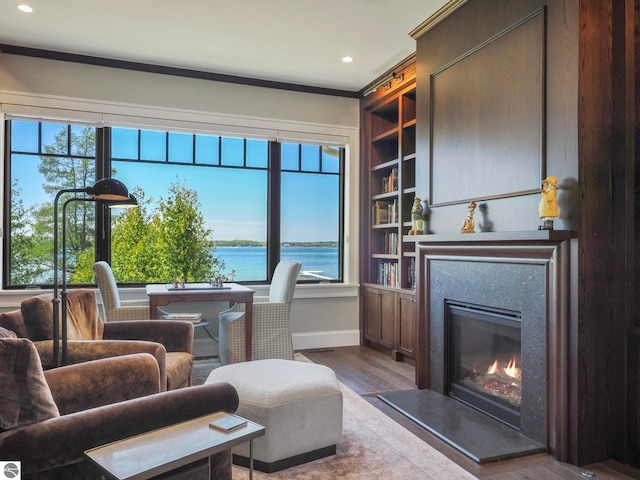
[447,302,522,430]
[379,232,572,462]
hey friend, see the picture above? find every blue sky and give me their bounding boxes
[11,122,340,243]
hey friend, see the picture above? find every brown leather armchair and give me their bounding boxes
[0,289,194,390]
[0,336,238,480]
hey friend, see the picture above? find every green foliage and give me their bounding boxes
[9,179,45,284]
[73,181,231,284]
[9,124,230,286]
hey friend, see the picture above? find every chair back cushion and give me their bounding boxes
[268,261,302,305]
[0,338,60,431]
[93,261,122,310]
[21,290,104,341]
[0,310,28,338]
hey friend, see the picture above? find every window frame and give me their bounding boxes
[3,117,347,288]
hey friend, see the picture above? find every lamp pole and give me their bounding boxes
[52,178,132,367]
[52,188,89,368]
[60,196,96,365]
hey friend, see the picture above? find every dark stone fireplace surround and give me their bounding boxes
[415,230,573,459]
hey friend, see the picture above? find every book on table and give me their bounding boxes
[209,413,248,432]
[161,311,203,323]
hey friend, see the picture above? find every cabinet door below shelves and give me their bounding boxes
[397,292,416,359]
[363,287,395,350]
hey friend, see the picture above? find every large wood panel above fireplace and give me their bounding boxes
[412,230,573,460]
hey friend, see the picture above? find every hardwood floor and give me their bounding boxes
[301,345,640,480]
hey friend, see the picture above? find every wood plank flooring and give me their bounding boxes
[301,345,640,480]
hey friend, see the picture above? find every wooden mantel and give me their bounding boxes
[405,229,575,244]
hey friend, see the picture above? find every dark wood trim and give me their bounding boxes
[0,44,359,99]
[577,0,632,465]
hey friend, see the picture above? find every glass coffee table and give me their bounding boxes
[85,412,264,480]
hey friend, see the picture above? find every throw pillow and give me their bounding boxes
[0,310,28,338]
[21,290,104,341]
[0,338,60,431]
[0,326,17,338]
[20,294,54,341]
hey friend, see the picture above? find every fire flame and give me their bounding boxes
[487,357,520,379]
[504,357,519,378]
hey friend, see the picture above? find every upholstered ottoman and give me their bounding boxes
[205,358,343,472]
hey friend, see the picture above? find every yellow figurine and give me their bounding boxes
[460,201,477,234]
[408,197,424,235]
[538,176,559,230]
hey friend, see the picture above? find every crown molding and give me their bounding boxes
[409,0,469,40]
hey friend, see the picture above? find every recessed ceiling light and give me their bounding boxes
[342,56,354,63]
[16,4,33,13]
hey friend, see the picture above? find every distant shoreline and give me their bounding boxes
[216,240,338,248]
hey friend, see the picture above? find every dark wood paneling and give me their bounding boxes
[577,0,631,466]
[430,10,544,206]
[415,0,579,234]
[414,0,635,467]
[629,331,640,465]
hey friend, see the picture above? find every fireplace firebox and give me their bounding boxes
[447,302,522,430]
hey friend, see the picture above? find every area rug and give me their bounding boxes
[194,357,478,480]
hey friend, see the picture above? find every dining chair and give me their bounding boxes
[93,261,150,322]
[218,260,302,365]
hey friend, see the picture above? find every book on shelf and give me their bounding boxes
[381,167,399,193]
[384,231,398,255]
[372,199,397,225]
[377,259,399,288]
[407,257,416,290]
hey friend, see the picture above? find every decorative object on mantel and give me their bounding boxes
[538,176,559,230]
[460,201,477,234]
[408,196,424,235]
[478,203,494,232]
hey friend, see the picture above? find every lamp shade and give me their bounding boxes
[88,178,129,201]
[110,194,138,209]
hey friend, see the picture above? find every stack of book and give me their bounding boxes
[161,311,203,323]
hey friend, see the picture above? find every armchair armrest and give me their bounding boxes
[120,299,149,307]
[44,353,161,415]
[33,339,169,392]
[253,301,288,318]
[221,296,269,316]
[0,382,239,476]
[104,305,150,321]
[103,320,194,354]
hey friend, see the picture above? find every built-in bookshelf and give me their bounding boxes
[360,60,417,362]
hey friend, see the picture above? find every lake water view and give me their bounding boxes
[215,246,339,282]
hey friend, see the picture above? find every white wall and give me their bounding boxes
[0,54,362,352]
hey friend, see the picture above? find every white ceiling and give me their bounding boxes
[0,0,448,93]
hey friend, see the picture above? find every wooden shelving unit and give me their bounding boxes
[360,61,417,362]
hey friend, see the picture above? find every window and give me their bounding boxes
[4,119,345,287]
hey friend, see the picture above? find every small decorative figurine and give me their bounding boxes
[460,201,477,234]
[538,176,559,230]
[408,197,424,235]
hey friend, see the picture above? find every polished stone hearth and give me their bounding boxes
[378,389,544,464]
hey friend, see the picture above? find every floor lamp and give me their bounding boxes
[52,178,134,367]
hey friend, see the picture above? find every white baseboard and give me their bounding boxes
[192,330,360,358]
[292,330,360,350]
